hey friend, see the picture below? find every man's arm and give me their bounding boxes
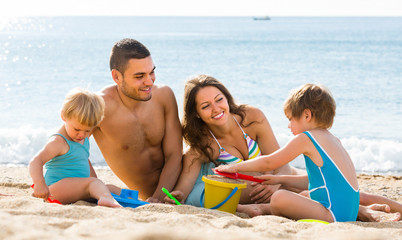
[149,87,183,202]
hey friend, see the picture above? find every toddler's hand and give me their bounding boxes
[214,165,237,173]
[254,174,283,185]
[32,183,50,200]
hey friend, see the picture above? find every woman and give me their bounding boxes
[176,74,296,206]
[167,74,401,221]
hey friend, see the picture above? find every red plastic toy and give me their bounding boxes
[212,169,264,183]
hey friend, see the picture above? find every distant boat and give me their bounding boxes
[253,16,271,21]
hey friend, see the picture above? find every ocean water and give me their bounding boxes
[0,16,401,175]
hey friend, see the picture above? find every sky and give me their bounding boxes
[0,0,401,17]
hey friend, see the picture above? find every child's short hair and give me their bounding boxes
[283,83,336,128]
[61,88,105,127]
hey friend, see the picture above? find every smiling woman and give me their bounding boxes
[165,74,289,207]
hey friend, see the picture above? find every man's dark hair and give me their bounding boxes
[109,38,151,73]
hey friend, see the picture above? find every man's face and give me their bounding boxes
[119,56,156,101]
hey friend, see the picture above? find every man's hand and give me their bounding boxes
[146,197,162,203]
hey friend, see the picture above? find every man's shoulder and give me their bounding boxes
[152,84,174,96]
[99,84,117,100]
[152,85,176,104]
[98,85,120,115]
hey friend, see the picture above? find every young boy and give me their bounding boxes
[215,83,360,222]
[29,88,121,208]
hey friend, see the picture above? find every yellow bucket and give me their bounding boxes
[201,175,247,214]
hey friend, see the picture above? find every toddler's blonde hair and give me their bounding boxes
[61,88,105,127]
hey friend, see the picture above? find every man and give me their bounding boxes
[93,38,182,202]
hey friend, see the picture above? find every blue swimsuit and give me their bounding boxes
[304,131,360,222]
[44,134,91,186]
[185,117,262,206]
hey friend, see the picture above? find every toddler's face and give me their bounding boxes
[287,115,306,136]
[64,118,94,143]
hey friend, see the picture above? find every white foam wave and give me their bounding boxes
[0,125,107,166]
[276,133,402,175]
[1,126,401,175]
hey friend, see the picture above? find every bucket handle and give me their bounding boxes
[200,187,238,210]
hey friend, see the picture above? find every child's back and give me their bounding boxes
[216,83,361,222]
[302,128,359,221]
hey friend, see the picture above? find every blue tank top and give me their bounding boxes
[304,131,360,222]
[44,134,91,186]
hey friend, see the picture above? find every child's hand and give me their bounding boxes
[254,174,283,185]
[32,183,50,200]
[214,165,237,173]
[164,190,184,205]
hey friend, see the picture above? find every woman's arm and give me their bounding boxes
[164,149,202,204]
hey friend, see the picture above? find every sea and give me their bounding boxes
[0,16,401,175]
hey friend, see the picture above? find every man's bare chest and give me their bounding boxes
[103,111,165,147]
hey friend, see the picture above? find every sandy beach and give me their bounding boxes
[0,166,401,240]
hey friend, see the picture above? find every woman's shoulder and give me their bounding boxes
[184,146,214,164]
[242,105,267,124]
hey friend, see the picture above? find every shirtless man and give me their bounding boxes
[93,38,182,202]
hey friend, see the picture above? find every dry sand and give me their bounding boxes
[0,166,401,240]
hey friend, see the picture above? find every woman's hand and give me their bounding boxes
[248,182,281,203]
[164,190,184,205]
[248,174,287,203]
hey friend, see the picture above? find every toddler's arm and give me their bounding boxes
[29,136,67,200]
[215,134,308,173]
[255,174,309,190]
[88,160,98,178]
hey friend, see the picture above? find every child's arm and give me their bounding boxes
[255,174,309,190]
[88,160,97,178]
[29,136,67,200]
[88,134,98,178]
[215,134,307,173]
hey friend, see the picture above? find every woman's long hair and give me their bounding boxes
[182,74,247,166]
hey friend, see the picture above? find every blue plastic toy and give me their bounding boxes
[111,189,149,208]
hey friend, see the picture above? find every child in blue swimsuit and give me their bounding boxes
[216,83,360,222]
[29,88,121,208]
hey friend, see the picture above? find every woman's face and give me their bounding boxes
[195,86,230,126]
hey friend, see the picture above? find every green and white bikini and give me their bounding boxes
[185,116,262,206]
[209,116,261,164]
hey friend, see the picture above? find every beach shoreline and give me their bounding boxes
[1,165,401,239]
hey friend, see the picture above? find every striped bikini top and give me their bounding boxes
[209,116,261,164]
